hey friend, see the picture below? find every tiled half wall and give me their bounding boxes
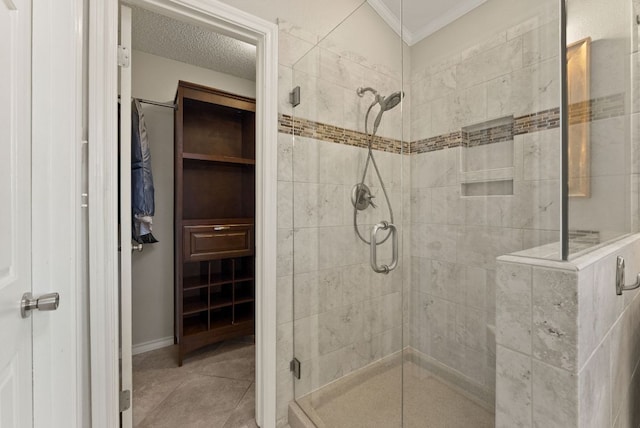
[496,234,640,427]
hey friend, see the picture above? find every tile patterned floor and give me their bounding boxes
[132,338,257,428]
[135,339,493,428]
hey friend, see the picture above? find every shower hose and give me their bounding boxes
[353,102,394,245]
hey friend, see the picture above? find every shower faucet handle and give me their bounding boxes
[367,194,377,208]
[351,183,377,210]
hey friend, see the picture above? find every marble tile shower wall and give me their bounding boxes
[496,235,640,427]
[409,13,561,401]
[275,19,408,427]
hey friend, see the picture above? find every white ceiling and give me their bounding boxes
[130,0,487,81]
[131,6,257,81]
[368,0,488,45]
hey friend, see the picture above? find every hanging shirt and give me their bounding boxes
[131,99,158,244]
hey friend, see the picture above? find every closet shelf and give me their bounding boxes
[234,297,255,306]
[210,296,255,310]
[183,296,209,315]
[210,310,254,330]
[234,274,254,283]
[211,273,254,286]
[210,273,234,286]
[183,275,209,291]
[183,273,253,290]
[183,316,208,336]
[210,286,254,308]
[183,152,255,165]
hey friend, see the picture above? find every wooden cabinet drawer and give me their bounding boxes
[183,222,253,261]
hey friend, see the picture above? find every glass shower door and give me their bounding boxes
[288,2,406,426]
[565,0,635,257]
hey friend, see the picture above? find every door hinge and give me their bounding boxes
[81,140,88,208]
[118,45,130,68]
[290,86,300,107]
[290,358,301,380]
[119,390,131,412]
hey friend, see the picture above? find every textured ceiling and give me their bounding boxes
[131,6,256,81]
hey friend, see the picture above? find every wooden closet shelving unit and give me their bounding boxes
[174,81,256,366]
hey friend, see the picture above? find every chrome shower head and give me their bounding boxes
[372,91,403,133]
[379,91,403,112]
[357,87,402,108]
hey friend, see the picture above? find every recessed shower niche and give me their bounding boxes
[460,116,515,196]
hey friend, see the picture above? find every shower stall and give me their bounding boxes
[278,0,637,425]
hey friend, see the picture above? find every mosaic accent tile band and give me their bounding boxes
[513,108,560,136]
[410,132,462,154]
[278,92,626,155]
[568,93,626,125]
[464,122,514,147]
[278,114,407,154]
[412,93,625,154]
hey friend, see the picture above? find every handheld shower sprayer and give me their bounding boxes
[372,91,403,134]
[356,87,404,134]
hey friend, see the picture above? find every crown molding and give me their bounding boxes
[366,0,414,45]
[367,0,487,46]
[410,0,487,45]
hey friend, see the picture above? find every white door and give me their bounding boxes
[119,5,134,428]
[0,0,33,426]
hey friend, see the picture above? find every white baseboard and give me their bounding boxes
[132,336,174,355]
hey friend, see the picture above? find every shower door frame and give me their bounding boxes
[87,0,280,426]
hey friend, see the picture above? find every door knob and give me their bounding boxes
[21,292,60,318]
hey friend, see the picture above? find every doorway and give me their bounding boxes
[87,0,278,426]
[123,5,258,426]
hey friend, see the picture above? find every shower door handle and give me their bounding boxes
[370,221,398,274]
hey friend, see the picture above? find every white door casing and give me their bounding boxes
[89,0,279,426]
[89,0,121,424]
[0,0,33,426]
[120,5,134,427]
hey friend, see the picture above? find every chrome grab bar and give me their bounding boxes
[370,221,398,274]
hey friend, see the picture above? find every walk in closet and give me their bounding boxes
[123,5,259,426]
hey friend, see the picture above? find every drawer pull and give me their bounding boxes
[214,226,230,231]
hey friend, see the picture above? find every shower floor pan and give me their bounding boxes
[289,352,494,428]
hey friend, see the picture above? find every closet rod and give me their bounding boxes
[119,95,177,110]
[136,97,177,110]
